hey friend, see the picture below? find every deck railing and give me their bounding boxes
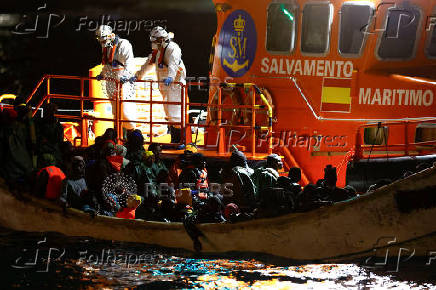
[24,75,273,156]
[353,119,436,161]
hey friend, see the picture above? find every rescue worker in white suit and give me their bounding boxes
[134,26,186,143]
[95,25,137,134]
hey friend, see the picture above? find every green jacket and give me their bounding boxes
[35,117,64,166]
[252,167,279,202]
[4,119,34,182]
[230,166,256,210]
[152,160,167,177]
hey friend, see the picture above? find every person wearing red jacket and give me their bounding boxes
[34,153,66,200]
[116,194,143,219]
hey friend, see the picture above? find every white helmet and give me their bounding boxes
[149,26,173,42]
[95,25,114,47]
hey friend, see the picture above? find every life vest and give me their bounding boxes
[101,37,125,69]
[37,166,66,200]
[150,43,183,71]
[196,169,208,191]
[102,44,117,65]
[106,155,124,172]
[116,208,136,219]
[150,45,167,68]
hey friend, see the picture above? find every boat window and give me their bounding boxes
[339,2,373,56]
[426,11,436,58]
[364,127,388,145]
[427,29,436,58]
[377,6,421,60]
[301,2,332,55]
[266,2,298,54]
[415,123,436,143]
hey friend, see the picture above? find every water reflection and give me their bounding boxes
[1,228,435,289]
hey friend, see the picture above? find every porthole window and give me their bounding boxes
[266,2,298,54]
[426,7,436,58]
[377,6,421,60]
[364,126,388,145]
[301,2,333,54]
[415,123,436,143]
[339,2,373,56]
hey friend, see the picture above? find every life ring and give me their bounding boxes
[207,86,245,126]
[240,87,275,127]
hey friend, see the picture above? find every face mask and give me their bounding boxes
[98,34,114,48]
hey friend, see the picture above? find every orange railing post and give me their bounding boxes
[251,86,256,156]
[116,81,121,142]
[181,83,185,145]
[46,77,51,104]
[185,85,192,145]
[354,129,363,161]
[80,78,87,147]
[217,86,225,154]
[149,80,153,145]
[405,121,409,156]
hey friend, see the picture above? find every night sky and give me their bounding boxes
[0,0,217,101]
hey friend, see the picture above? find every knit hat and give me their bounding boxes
[324,165,337,180]
[288,167,301,183]
[267,153,282,169]
[230,150,247,167]
[41,153,56,167]
[324,165,337,186]
[116,145,127,157]
[185,143,198,153]
[127,194,142,208]
[224,203,240,220]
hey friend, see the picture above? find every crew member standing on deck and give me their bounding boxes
[135,26,186,143]
[95,25,137,135]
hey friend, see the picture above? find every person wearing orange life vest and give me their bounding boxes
[34,153,66,201]
[178,153,209,201]
[94,25,137,133]
[135,26,187,143]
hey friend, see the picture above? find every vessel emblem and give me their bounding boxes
[219,10,257,77]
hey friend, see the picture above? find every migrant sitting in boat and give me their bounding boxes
[0,104,395,223]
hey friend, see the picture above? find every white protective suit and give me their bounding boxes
[100,36,137,130]
[136,41,186,124]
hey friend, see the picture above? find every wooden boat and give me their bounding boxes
[1,163,435,262]
[3,0,436,262]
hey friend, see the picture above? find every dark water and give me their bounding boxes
[1,228,436,289]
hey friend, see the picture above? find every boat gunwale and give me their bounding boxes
[1,163,435,231]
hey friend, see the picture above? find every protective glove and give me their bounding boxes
[119,76,129,84]
[129,76,137,84]
[96,74,104,81]
[163,77,173,86]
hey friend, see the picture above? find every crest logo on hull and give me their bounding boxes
[219,10,257,77]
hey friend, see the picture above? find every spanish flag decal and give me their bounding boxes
[321,78,352,113]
